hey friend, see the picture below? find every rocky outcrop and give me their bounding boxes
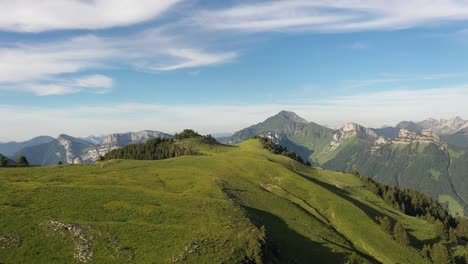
[45,220,92,263]
[258,132,282,144]
[100,130,171,147]
[82,130,171,163]
[417,116,468,135]
[57,136,79,164]
[324,123,378,152]
[392,129,446,147]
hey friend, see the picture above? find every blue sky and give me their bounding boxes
[1,0,468,141]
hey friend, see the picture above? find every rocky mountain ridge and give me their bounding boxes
[415,116,468,135]
[13,130,171,165]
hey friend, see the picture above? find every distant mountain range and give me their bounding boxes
[3,130,171,166]
[0,136,54,157]
[219,111,468,216]
[2,112,467,216]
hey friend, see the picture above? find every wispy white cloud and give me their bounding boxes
[0,74,114,96]
[0,0,179,32]
[2,86,468,141]
[156,48,237,71]
[0,30,238,95]
[193,0,468,32]
[344,72,468,88]
[74,74,113,89]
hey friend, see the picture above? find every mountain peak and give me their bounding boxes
[275,110,308,123]
[57,134,73,140]
[338,123,378,139]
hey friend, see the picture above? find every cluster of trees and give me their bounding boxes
[359,172,468,263]
[0,156,8,167]
[0,155,29,167]
[173,129,217,144]
[376,216,410,246]
[103,137,200,160]
[357,173,454,226]
[421,243,454,264]
[376,215,467,263]
[103,130,217,161]
[253,136,311,166]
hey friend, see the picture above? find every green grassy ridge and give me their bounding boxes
[0,138,463,263]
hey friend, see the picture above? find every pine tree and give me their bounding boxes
[421,244,431,259]
[0,156,8,167]
[16,156,29,167]
[430,243,451,264]
[434,220,449,241]
[455,217,468,240]
[393,221,410,246]
[448,227,457,243]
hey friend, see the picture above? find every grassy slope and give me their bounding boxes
[0,138,446,263]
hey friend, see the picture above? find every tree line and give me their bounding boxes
[0,155,29,167]
[356,171,468,263]
[253,136,311,166]
[103,129,215,161]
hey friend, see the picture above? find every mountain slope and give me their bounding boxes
[0,136,54,157]
[15,134,95,165]
[443,127,468,148]
[219,110,334,164]
[318,127,468,216]
[223,111,468,217]
[417,116,468,135]
[2,138,463,263]
[219,110,310,144]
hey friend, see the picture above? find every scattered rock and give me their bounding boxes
[45,219,93,263]
[170,239,211,263]
[0,235,22,249]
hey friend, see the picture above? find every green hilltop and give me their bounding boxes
[1,133,467,263]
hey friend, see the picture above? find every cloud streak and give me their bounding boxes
[0,0,179,32]
[193,0,468,32]
[0,74,114,96]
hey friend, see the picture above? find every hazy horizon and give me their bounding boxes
[2,1,468,141]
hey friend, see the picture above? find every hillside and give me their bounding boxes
[14,134,96,166]
[0,137,466,263]
[222,112,468,217]
[218,110,334,164]
[0,136,54,157]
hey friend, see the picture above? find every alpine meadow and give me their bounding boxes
[1,1,468,264]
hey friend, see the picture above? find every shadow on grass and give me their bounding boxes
[294,169,387,221]
[243,206,351,264]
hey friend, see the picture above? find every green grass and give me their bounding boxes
[0,138,462,263]
[438,195,464,217]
